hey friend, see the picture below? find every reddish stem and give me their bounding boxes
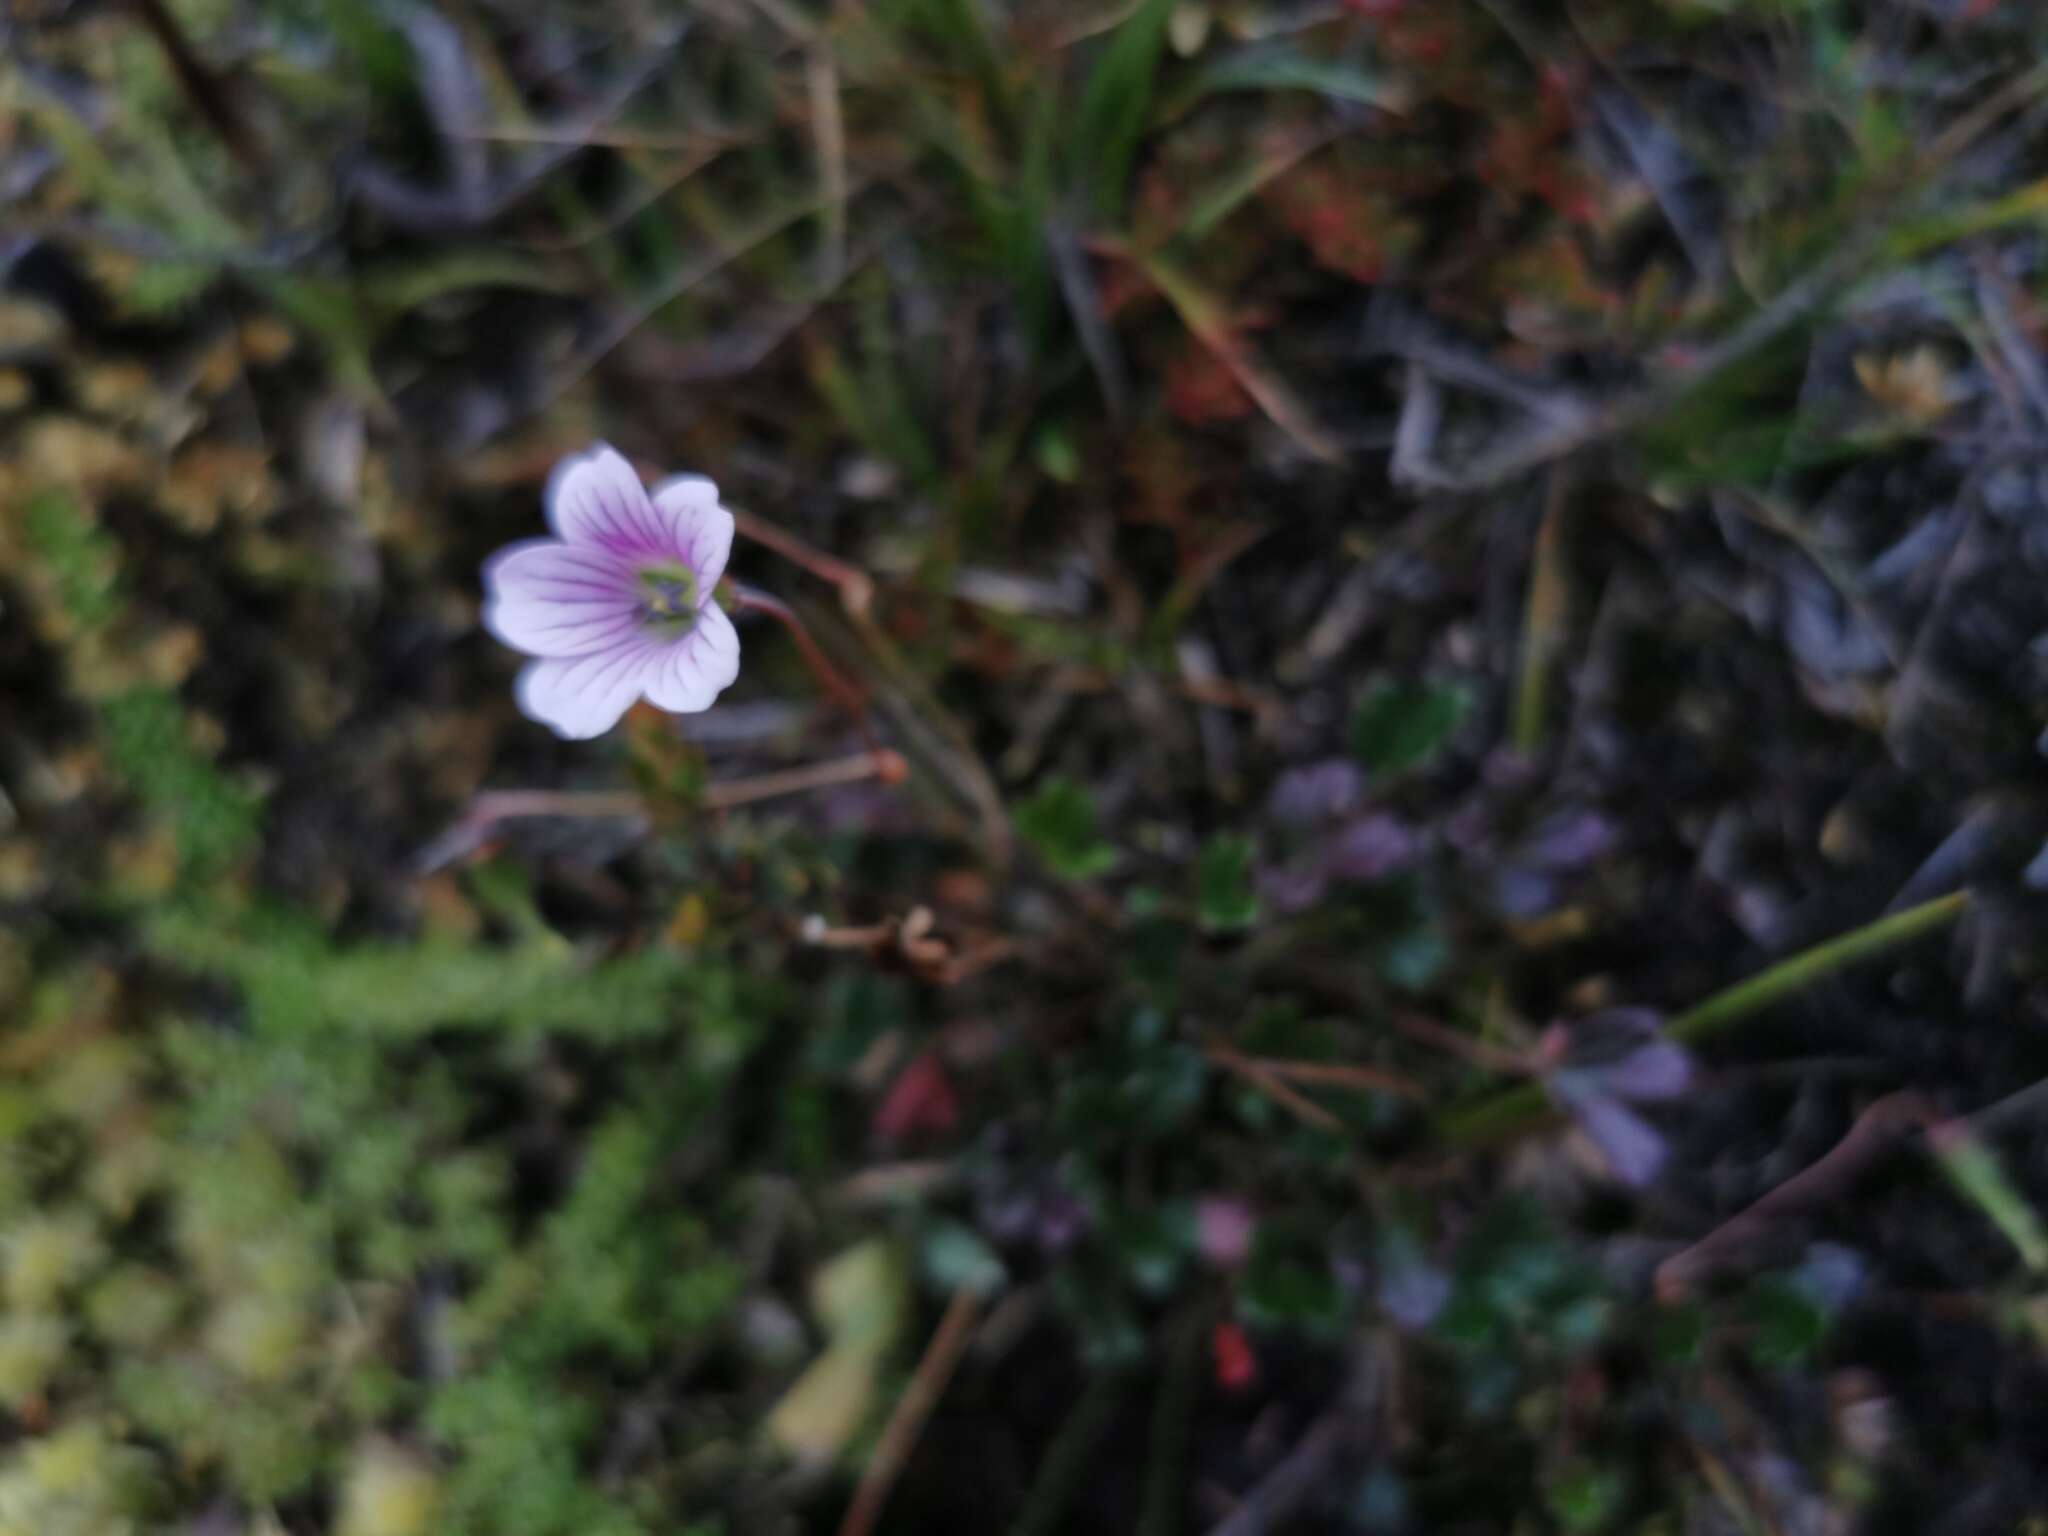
[733,509,874,617]
[727,582,882,755]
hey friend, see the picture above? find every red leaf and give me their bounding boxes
[1212,1321,1257,1391]
[873,1052,960,1141]
[1166,343,1255,426]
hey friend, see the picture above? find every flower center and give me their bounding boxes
[635,561,699,635]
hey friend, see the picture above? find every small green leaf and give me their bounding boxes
[1169,46,1394,114]
[1242,1221,1343,1333]
[1195,835,1259,930]
[1109,1202,1193,1298]
[357,250,575,320]
[1348,678,1471,777]
[1016,778,1118,879]
[1546,1462,1624,1533]
[812,1240,908,1352]
[1741,1275,1827,1367]
[1377,921,1447,991]
[922,1222,1007,1297]
[1051,1257,1147,1368]
[1651,1302,1708,1365]
[1034,423,1081,484]
[125,261,217,316]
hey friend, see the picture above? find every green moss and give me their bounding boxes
[0,1315,69,1408]
[21,492,122,634]
[99,689,260,881]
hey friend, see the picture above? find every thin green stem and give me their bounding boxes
[1008,1368,1132,1536]
[1512,474,1570,754]
[1665,889,1970,1045]
[1137,1302,1209,1536]
[1436,889,1972,1148]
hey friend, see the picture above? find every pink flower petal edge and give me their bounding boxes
[481,442,741,739]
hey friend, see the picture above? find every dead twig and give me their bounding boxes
[1960,1077,2048,1143]
[1971,253,2048,426]
[1388,1009,1533,1075]
[1368,318,1587,424]
[1206,1348,1384,1536]
[1204,1043,1348,1134]
[413,749,905,871]
[1235,1056,1425,1100]
[1044,664,1283,727]
[801,906,1015,987]
[1656,1066,2048,1299]
[1654,1091,1935,1300]
[836,1286,984,1536]
[832,1161,957,1206]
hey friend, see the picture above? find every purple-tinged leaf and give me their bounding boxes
[1326,813,1421,882]
[1521,808,1619,871]
[1268,759,1366,826]
[1258,859,1329,915]
[1377,1250,1450,1332]
[1600,1040,1692,1102]
[1552,1075,1668,1188]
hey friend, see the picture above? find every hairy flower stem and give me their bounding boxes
[416,749,906,870]
[726,582,882,755]
[733,508,875,616]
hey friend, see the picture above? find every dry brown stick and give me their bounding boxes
[707,750,908,807]
[1650,1067,2048,1299]
[1205,1044,1347,1134]
[414,749,904,870]
[1964,1077,2048,1141]
[1918,59,2048,170]
[1206,1349,1384,1536]
[1046,664,1282,722]
[1654,1091,1935,1300]
[1389,1009,1532,1076]
[1158,520,1273,632]
[1240,1057,1425,1100]
[836,1285,984,1536]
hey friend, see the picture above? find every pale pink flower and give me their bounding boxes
[482,443,740,739]
[1195,1196,1257,1270]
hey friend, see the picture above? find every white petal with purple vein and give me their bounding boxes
[641,601,741,714]
[514,643,659,739]
[652,475,735,590]
[545,443,669,556]
[484,540,642,657]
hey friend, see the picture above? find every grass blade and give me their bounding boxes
[1072,0,1178,217]
[1438,890,1972,1147]
[1137,249,1343,462]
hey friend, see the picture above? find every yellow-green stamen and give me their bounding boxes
[636,561,699,635]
